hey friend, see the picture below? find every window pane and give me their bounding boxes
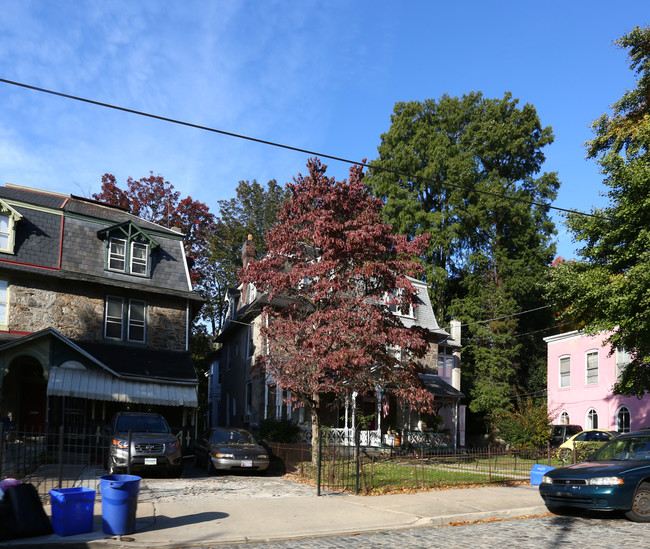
[109,239,126,271]
[131,242,148,275]
[559,356,570,388]
[128,300,146,342]
[586,352,598,384]
[105,297,123,339]
[0,302,5,324]
[0,215,8,233]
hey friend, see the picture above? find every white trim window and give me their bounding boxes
[585,350,599,385]
[385,289,414,318]
[130,242,149,275]
[586,408,599,429]
[437,346,454,378]
[559,356,571,388]
[127,299,146,342]
[616,347,631,381]
[0,214,10,252]
[559,410,570,425]
[108,238,127,272]
[617,406,631,433]
[0,279,7,326]
[105,296,146,343]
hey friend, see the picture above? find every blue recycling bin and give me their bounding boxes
[530,464,555,486]
[49,487,96,536]
[100,474,141,535]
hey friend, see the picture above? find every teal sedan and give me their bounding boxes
[539,430,650,522]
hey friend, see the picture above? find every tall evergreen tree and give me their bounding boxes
[547,26,650,397]
[367,93,559,426]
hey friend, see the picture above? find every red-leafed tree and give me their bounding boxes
[93,172,215,285]
[240,158,434,454]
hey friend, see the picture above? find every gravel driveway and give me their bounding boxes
[137,463,316,503]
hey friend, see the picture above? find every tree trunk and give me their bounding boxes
[311,392,320,466]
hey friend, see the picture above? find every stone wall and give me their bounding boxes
[9,276,187,351]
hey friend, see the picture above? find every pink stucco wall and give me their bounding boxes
[545,331,650,431]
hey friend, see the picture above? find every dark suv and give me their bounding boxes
[550,424,583,447]
[105,412,183,477]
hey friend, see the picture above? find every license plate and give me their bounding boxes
[241,460,253,467]
[144,458,157,465]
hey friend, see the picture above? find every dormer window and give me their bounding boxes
[98,222,158,277]
[384,289,414,318]
[0,200,23,255]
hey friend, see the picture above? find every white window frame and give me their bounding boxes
[0,214,11,253]
[108,237,127,272]
[559,410,570,425]
[105,296,125,340]
[105,296,146,342]
[127,299,146,343]
[616,347,631,381]
[616,406,631,433]
[559,355,571,388]
[0,279,7,327]
[0,202,22,255]
[130,242,149,276]
[586,408,599,429]
[385,289,415,319]
[585,350,599,385]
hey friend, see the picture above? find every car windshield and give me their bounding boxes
[590,434,650,461]
[210,429,256,445]
[116,416,170,433]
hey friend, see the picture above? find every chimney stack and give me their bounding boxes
[242,234,255,268]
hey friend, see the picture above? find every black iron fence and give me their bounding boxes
[270,432,565,495]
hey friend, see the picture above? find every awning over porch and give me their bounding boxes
[47,366,198,407]
[419,374,464,399]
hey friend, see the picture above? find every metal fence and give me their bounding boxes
[0,427,106,502]
[271,433,560,495]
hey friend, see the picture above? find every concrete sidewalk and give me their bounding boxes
[5,484,548,547]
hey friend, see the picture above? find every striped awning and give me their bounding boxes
[47,366,198,407]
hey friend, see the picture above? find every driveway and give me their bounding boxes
[137,462,317,503]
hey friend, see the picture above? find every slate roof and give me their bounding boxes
[0,184,201,304]
[419,374,464,399]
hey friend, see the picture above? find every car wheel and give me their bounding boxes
[206,457,215,475]
[625,482,650,522]
[107,460,120,475]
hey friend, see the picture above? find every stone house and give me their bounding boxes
[213,237,465,449]
[0,183,203,439]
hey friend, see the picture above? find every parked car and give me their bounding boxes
[105,412,183,477]
[194,427,269,474]
[539,430,650,522]
[557,429,619,461]
[550,424,583,447]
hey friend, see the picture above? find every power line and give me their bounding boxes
[0,77,608,221]
[448,305,552,330]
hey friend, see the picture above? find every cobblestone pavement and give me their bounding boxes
[197,515,650,549]
[137,464,317,503]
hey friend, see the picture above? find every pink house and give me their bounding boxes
[544,330,650,432]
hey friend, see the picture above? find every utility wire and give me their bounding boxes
[447,305,552,330]
[0,77,608,221]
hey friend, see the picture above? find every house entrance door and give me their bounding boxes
[1,356,47,431]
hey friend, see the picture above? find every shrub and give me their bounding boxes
[259,418,302,443]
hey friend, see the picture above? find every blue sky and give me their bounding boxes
[0,1,647,259]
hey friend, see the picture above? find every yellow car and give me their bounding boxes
[558,429,619,461]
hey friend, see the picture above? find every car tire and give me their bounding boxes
[206,457,215,476]
[625,482,650,522]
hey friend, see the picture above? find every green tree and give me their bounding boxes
[201,180,288,335]
[548,26,650,397]
[493,396,553,448]
[367,93,559,424]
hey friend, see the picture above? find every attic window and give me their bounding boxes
[0,200,23,255]
[98,222,158,277]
